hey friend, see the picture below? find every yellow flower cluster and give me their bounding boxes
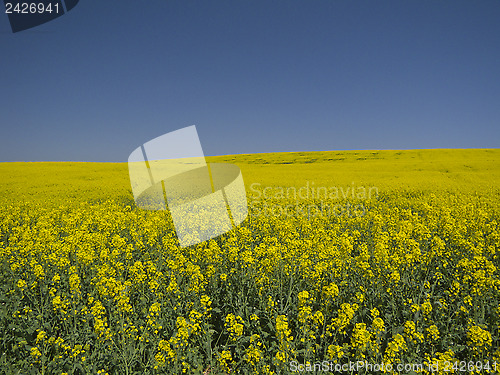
[467,325,493,353]
[225,313,244,340]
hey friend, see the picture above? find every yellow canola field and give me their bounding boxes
[0,149,499,374]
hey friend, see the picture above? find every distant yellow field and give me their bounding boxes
[0,149,499,374]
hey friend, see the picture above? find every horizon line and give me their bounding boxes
[0,147,498,163]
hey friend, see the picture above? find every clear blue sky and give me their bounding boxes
[1,0,499,162]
